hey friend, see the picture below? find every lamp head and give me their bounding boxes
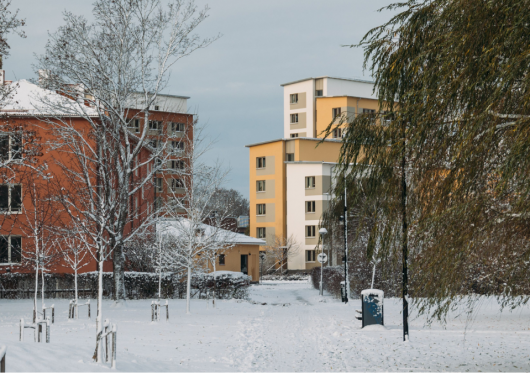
[319,227,328,235]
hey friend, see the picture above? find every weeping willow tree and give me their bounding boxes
[323,0,530,328]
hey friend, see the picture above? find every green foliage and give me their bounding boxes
[324,0,530,320]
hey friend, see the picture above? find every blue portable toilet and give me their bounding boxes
[360,289,384,327]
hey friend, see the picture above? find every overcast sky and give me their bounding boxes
[5,0,396,199]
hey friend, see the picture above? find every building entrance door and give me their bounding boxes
[240,255,248,275]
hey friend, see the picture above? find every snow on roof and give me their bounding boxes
[1,79,98,117]
[157,218,266,246]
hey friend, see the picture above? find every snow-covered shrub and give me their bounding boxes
[191,271,251,300]
[0,271,250,300]
[261,273,309,281]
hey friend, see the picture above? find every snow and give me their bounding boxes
[2,80,98,117]
[361,289,384,298]
[1,280,530,371]
[210,271,246,278]
[157,219,265,246]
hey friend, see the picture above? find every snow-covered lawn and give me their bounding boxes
[1,279,529,371]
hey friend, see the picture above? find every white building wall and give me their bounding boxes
[283,80,314,138]
[326,78,376,100]
[128,93,188,113]
[286,162,335,270]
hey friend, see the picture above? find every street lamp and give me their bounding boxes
[318,227,328,296]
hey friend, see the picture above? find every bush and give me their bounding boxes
[0,271,250,300]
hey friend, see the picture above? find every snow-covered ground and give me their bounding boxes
[1,279,529,371]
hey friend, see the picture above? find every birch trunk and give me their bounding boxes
[186,265,191,314]
[95,257,104,362]
[33,261,38,323]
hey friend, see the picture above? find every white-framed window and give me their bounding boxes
[290,93,298,104]
[170,160,185,170]
[0,184,22,213]
[256,157,266,169]
[315,90,323,97]
[306,201,316,213]
[0,236,21,264]
[257,180,266,192]
[290,113,299,123]
[171,122,185,133]
[155,178,163,193]
[148,120,162,132]
[0,134,22,161]
[332,107,342,118]
[257,204,266,216]
[218,254,226,266]
[363,108,376,115]
[290,133,299,138]
[306,225,316,238]
[128,119,140,133]
[171,178,184,191]
[257,227,266,239]
[306,250,316,262]
[305,176,316,189]
[286,153,294,161]
[171,141,185,151]
[332,128,343,138]
[154,105,160,111]
[150,139,159,149]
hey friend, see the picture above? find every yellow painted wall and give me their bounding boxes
[315,96,380,138]
[248,141,286,246]
[207,244,261,282]
[294,139,342,163]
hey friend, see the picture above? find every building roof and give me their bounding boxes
[157,218,265,246]
[1,79,99,117]
[245,137,342,148]
[280,76,375,87]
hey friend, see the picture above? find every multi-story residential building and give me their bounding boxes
[247,76,379,271]
[0,69,192,275]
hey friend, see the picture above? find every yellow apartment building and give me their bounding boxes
[247,76,380,271]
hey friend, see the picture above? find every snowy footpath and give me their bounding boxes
[1,280,529,371]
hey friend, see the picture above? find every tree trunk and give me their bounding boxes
[186,265,191,314]
[33,262,38,323]
[113,243,126,301]
[95,257,104,362]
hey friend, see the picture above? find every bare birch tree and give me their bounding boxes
[263,235,300,275]
[35,0,217,363]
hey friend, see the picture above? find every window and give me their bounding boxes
[171,122,185,133]
[305,176,316,189]
[286,153,294,161]
[290,94,298,104]
[0,236,21,264]
[306,225,316,237]
[0,184,22,213]
[154,197,163,210]
[332,108,342,118]
[290,113,299,123]
[154,105,160,111]
[170,160,185,170]
[171,178,184,191]
[0,134,22,161]
[257,227,266,239]
[363,108,376,115]
[290,133,299,138]
[128,119,140,133]
[306,201,316,213]
[332,128,343,138]
[257,180,266,192]
[148,120,162,132]
[306,250,316,262]
[155,178,163,193]
[256,157,266,169]
[257,204,266,215]
[171,141,185,151]
[150,139,159,149]
[315,90,323,97]
[219,254,225,266]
